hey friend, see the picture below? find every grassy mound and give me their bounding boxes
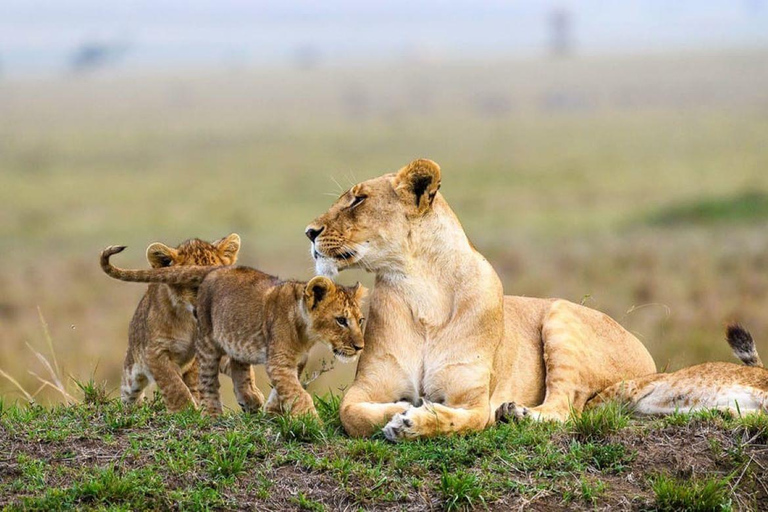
[1,395,766,511]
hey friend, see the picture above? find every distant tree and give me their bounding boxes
[69,41,128,73]
[549,8,573,58]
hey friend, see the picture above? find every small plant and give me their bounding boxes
[291,491,326,511]
[569,440,634,472]
[272,413,326,443]
[564,477,606,504]
[314,393,343,434]
[439,468,485,511]
[74,377,111,406]
[568,400,630,441]
[207,431,255,479]
[735,412,768,444]
[650,474,732,512]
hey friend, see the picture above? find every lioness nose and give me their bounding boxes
[305,226,324,242]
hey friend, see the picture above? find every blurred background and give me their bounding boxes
[2,0,768,407]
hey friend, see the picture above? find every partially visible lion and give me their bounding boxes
[586,324,767,415]
[305,158,657,441]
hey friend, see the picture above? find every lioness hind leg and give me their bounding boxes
[229,360,264,413]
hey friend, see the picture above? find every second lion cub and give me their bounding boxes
[196,268,366,417]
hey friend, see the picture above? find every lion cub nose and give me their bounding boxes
[305,226,324,242]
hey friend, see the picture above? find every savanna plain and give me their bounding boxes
[1,51,768,510]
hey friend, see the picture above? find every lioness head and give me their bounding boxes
[305,158,441,276]
[303,276,367,362]
[146,233,241,304]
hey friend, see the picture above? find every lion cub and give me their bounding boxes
[100,254,366,417]
[193,268,366,417]
[586,324,767,415]
[100,234,241,411]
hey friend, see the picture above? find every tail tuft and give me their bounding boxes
[726,323,763,368]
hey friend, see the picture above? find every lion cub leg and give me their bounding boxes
[146,347,196,412]
[197,335,224,416]
[120,362,150,406]
[229,360,265,413]
[266,352,317,418]
[265,354,307,415]
[182,359,200,404]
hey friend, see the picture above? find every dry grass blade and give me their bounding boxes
[25,341,77,404]
[0,368,35,403]
[37,307,62,378]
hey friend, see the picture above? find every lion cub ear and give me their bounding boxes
[352,282,368,302]
[305,276,336,310]
[394,158,442,214]
[146,242,178,268]
[214,233,241,264]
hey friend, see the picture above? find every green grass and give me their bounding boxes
[650,474,733,512]
[439,469,486,511]
[568,400,631,441]
[1,398,765,510]
[647,191,768,227]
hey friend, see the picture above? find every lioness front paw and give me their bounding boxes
[495,402,530,423]
[382,407,414,442]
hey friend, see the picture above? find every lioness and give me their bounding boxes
[101,253,366,417]
[306,158,657,441]
[585,324,767,415]
[100,235,242,411]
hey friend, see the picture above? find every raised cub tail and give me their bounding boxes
[100,245,213,286]
[726,323,764,368]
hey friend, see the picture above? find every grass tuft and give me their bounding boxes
[272,413,326,443]
[650,474,732,512]
[439,468,485,511]
[568,400,631,441]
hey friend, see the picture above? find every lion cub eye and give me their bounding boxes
[336,317,349,327]
[348,195,366,209]
[359,318,365,327]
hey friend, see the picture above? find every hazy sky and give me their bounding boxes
[1,0,766,74]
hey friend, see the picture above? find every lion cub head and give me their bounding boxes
[147,233,241,304]
[305,158,441,276]
[303,276,366,362]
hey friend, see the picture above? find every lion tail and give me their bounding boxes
[100,245,213,286]
[726,323,763,368]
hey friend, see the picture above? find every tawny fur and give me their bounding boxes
[306,158,657,441]
[195,269,366,417]
[586,324,768,415]
[100,234,244,411]
[100,259,367,418]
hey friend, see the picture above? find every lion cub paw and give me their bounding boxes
[382,407,415,442]
[495,402,530,423]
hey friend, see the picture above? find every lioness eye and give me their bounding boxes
[336,317,348,327]
[349,195,366,209]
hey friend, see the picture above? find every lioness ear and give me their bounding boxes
[394,158,442,214]
[305,276,336,310]
[214,233,241,264]
[352,282,368,302]
[146,242,177,268]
